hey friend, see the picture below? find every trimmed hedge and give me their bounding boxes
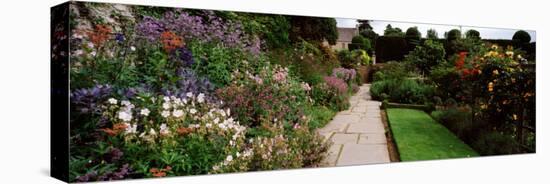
[374,37,536,63]
[375,36,409,63]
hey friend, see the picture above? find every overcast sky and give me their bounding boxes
[336,18,536,42]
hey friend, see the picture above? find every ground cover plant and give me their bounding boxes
[386,108,478,161]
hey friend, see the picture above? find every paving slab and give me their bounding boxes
[347,123,385,134]
[336,144,390,166]
[331,133,359,144]
[358,133,387,144]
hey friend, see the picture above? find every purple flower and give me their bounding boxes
[135,11,262,54]
[332,68,356,82]
[115,33,125,42]
[163,68,216,101]
[172,47,194,67]
[324,76,348,95]
[71,84,113,114]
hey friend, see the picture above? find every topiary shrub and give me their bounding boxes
[512,30,531,44]
[404,39,446,75]
[465,29,481,40]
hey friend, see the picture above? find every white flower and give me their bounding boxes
[212,165,220,171]
[74,50,84,56]
[130,46,136,51]
[163,96,170,102]
[121,100,131,106]
[189,108,197,114]
[126,124,137,134]
[87,42,94,48]
[197,93,205,103]
[161,111,170,118]
[149,128,157,136]
[229,140,235,146]
[139,132,146,137]
[90,51,97,56]
[160,124,170,135]
[206,123,212,128]
[213,118,220,124]
[118,111,133,122]
[108,98,118,105]
[186,92,193,98]
[140,108,150,116]
[162,102,171,110]
[172,109,184,118]
[226,109,230,116]
[236,152,241,157]
[226,155,233,162]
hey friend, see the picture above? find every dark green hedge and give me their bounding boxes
[374,36,536,63]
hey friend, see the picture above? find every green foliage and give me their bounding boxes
[445,29,462,41]
[404,39,446,75]
[512,30,531,44]
[311,83,350,111]
[289,17,338,45]
[304,105,337,129]
[372,61,410,81]
[370,79,434,104]
[426,29,438,39]
[374,36,409,63]
[351,49,371,66]
[383,24,404,37]
[350,35,372,52]
[472,132,520,155]
[189,41,263,87]
[465,29,481,40]
[405,27,421,40]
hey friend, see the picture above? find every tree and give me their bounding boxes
[359,29,378,48]
[405,39,446,75]
[465,29,481,40]
[384,24,404,37]
[427,29,438,39]
[350,35,371,52]
[405,27,422,39]
[445,29,462,41]
[357,19,373,32]
[405,27,421,48]
[288,16,338,45]
[512,30,531,44]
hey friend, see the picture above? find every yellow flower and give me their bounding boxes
[505,51,514,58]
[488,82,494,92]
[492,69,499,75]
[491,44,499,50]
[480,104,488,109]
[512,114,518,120]
[517,54,523,59]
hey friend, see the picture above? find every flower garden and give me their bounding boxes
[63,2,535,182]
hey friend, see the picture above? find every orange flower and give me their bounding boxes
[150,166,172,177]
[176,127,193,136]
[88,24,112,46]
[160,31,183,52]
[100,123,128,136]
[488,82,494,92]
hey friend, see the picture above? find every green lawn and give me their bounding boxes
[386,108,478,161]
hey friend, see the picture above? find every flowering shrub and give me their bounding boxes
[429,43,535,154]
[311,83,350,111]
[216,64,310,127]
[72,92,249,181]
[332,67,356,83]
[68,4,335,182]
[323,76,348,95]
[136,10,261,54]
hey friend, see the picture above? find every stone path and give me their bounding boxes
[318,84,390,166]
